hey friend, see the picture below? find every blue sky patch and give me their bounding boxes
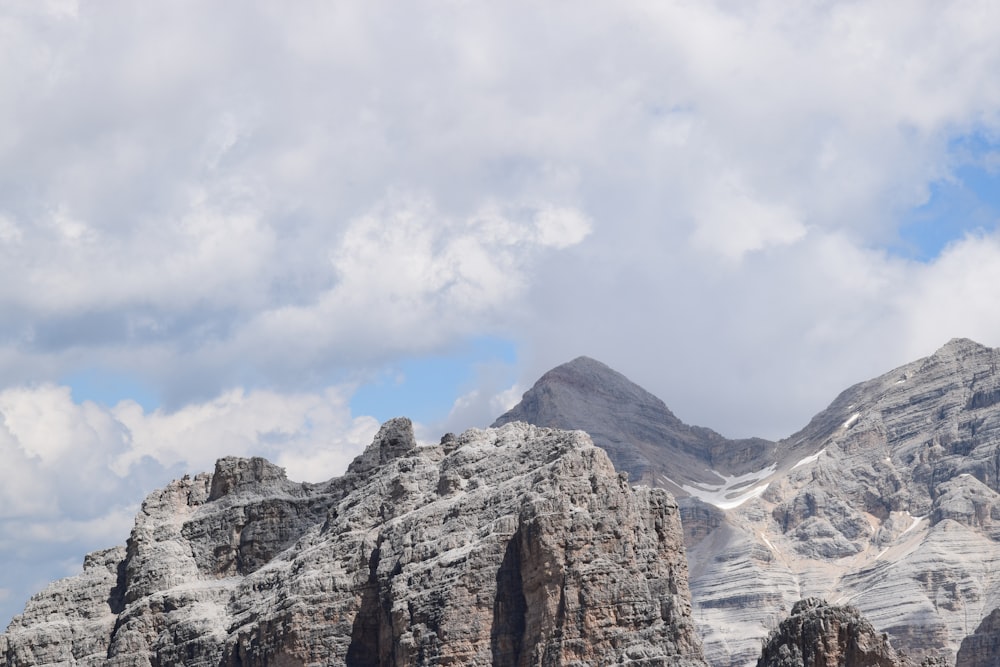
[898,134,1000,261]
[349,336,518,424]
[62,368,160,411]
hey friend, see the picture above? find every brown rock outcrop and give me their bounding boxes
[756,598,909,667]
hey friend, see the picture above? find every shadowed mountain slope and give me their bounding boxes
[493,356,774,492]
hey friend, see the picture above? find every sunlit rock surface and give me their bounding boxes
[1,418,707,667]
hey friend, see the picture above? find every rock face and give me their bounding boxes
[716,338,1000,666]
[1,418,707,667]
[0,547,126,667]
[955,607,1000,667]
[498,340,1000,666]
[756,598,908,667]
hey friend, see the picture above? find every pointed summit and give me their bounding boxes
[496,355,683,430]
[494,357,773,487]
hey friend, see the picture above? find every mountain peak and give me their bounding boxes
[563,354,604,366]
[529,356,677,408]
[932,337,992,358]
[494,356,773,486]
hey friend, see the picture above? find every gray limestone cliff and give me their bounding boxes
[755,599,908,667]
[498,340,1000,666]
[1,418,707,667]
[719,338,1000,666]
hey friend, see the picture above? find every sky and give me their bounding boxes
[2,0,1000,627]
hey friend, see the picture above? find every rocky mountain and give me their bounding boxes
[498,340,1000,666]
[755,598,908,667]
[1,418,707,667]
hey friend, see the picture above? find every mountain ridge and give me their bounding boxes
[1,418,707,667]
[497,338,1000,666]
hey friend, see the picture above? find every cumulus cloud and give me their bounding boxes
[438,381,524,438]
[219,193,592,381]
[896,232,1000,356]
[113,386,378,481]
[0,1,996,405]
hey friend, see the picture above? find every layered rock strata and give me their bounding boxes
[498,340,1000,666]
[709,338,1000,666]
[756,598,908,667]
[1,418,707,667]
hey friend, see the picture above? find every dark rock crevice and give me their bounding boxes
[346,547,383,667]
[490,531,527,666]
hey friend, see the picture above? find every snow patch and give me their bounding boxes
[902,514,925,536]
[665,465,777,510]
[842,412,860,429]
[760,534,775,551]
[792,448,825,470]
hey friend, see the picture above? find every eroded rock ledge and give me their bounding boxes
[1,418,707,667]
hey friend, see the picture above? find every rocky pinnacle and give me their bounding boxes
[756,598,909,667]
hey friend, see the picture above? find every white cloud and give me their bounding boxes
[532,205,592,249]
[896,232,1000,358]
[0,215,22,244]
[224,193,590,375]
[0,385,122,465]
[13,505,138,547]
[0,382,376,522]
[0,1,995,402]
[0,0,995,445]
[691,172,807,261]
[113,386,378,482]
[436,368,524,437]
